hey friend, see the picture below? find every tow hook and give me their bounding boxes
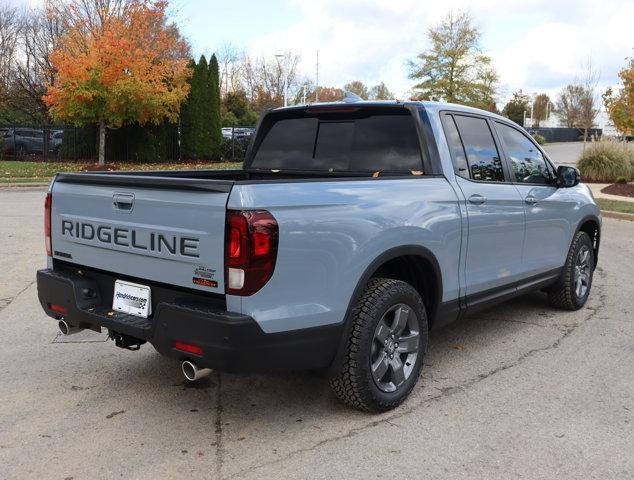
[109,331,146,351]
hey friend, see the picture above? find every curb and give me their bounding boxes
[602,210,634,222]
[0,182,49,188]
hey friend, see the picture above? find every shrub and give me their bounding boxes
[577,139,633,182]
[221,111,239,127]
[533,134,546,145]
[616,176,629,184]
[220,136,251,162]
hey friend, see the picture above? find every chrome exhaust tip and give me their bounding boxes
[58,319,83,335]
[181,360,212,382]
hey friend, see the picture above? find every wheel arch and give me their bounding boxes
[329,245,443,373]
[576,215,601,267]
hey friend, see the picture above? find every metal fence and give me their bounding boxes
[526,127,603,143]
[0,124,255,163]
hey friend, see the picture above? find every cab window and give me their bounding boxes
[496,122,551,185]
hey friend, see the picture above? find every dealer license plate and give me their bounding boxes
[112,280,152,318]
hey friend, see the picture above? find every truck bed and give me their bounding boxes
[54,168,410,191]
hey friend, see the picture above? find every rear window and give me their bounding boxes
[250,111,422,172]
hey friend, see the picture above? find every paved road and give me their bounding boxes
[0,187,632,480]
[543,141,584,166]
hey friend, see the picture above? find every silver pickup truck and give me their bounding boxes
[37,101,601,412]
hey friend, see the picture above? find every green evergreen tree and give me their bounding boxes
[180,58,199,159]
[209,54,222,159]
[197,55,213,159]
[179,54,222,160]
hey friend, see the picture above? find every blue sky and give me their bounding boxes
[170,0,303,57]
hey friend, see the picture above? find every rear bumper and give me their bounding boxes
[36,266,341,373]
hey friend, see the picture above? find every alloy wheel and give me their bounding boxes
[574,245,591,299]
[370,303,420,393]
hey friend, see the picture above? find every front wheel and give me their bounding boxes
[549,231,595,310]
[329,278,428,412]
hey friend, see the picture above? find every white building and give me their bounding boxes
[525,108,618,137]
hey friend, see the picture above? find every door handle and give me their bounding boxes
[468,194,486,205]
[525,195,538,205]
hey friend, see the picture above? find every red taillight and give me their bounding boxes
[49,303,67,314]
[174,341,203,356]
[225,210,278,296]
[228,213,248,264]
[44,192,52,256]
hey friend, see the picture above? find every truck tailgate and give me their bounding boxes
[50,176,231,294]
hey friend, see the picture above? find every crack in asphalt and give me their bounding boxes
[226,268,607,480]
[494,317,553,328]
[0,280,35,314]
[215,371,225,479]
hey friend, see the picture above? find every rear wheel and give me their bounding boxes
[549,231,595,310]
[329,278,428,412]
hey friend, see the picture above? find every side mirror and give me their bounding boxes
[556,165,580,188]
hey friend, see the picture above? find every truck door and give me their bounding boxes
[493,121,572,276]
[441,113,526,303]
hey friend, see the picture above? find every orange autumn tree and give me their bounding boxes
[44,0,191,165]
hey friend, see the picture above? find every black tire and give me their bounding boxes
[329,278,428,412]
[548,231,595,310]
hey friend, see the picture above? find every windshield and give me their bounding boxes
[250,110,423,173]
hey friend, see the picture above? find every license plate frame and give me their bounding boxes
[112,279,152,318]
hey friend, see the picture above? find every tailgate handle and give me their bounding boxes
[113,193,134,212]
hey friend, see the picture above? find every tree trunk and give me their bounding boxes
[583,128,588,151]
[98,121,106,166]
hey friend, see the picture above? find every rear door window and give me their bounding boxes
[251,112,422,173]
[441,114,469,179]
[453,115,505,182]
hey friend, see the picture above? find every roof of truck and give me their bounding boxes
[272,100,509,123]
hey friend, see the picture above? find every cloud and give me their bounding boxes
[248,0,633,104]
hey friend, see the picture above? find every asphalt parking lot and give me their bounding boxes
[0,186,632,480]
[543,141,584,166]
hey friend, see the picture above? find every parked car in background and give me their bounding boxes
[222,126,255,139]
[2,128,46,155]
[50,130,64,154]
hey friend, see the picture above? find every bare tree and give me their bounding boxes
[217,42,244,96]
[292,81,344,104]
[239,51,301,110]
[7,1,66,122]
[50,0,125,35]
[577,58,600,146]
[0,4,23,99]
